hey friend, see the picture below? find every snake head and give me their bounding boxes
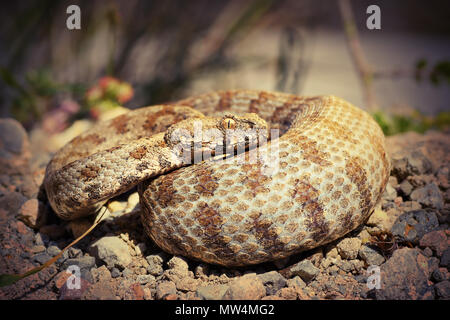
[164,113,268,163]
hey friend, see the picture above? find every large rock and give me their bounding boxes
[89,236,132,269]
[375,248,434,300]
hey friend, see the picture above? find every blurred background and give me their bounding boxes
[0,0,449,137]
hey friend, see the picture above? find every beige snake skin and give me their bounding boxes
[44,90,390,267]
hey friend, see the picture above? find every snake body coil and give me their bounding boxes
[44,90,390,266]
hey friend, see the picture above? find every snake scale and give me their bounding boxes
[44,90,390,267]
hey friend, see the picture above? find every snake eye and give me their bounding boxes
[222,118,236,130]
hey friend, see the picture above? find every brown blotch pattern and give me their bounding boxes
[345,156,372,217]
[80,164,101,181]
[130,145,148,160]
[109,114,129,134]
[288,134,332,167]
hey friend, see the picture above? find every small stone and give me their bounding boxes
[156,281,177,300]
[367,207,402,232]
[165,256,189,279]
[434,281,450,299]
[422,247,433,257]
[19,199,46,228]
[410,183,444,210]
[399,180,413,197]
[127,192,140,210]
[107,201,127,213]
[391,210,439,244]
[286,276,306,289]
[136,274,156,285]
[62,256,96,271]
[419,230,448,256]
[39,224,66,240]
[432,268,449,282]
[196,284,229,300]
[359,245,385,266]
[90,265,111,282]
[122,268,133,278]
[337,238,362,260]
[175,277,199,292]
[440,248,450,268]
[31,245,46,253]
[146,254,164,276]
[47,245,61,257]
[276,287,297,300]
[391,150,431,180]
[68,247,82,258]
[89,236,132,269]
[383,183,397,201]
[0,118,30,175]
[34,233,47,246]
[33,252,51,264]
[223,273,265,300]
[15,221,29,234]
[111,268,121,278]
[257,271,287,295]
[290,260,319,283]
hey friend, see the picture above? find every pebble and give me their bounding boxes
[156,281,177,300]
[286,276,306,289]
[257,271,287,295]
[367,207,402,233]
[111,267,121,278]
[382,183,397,202]
[31,245,46,253]
[399,180,413,196]
[289,260,319,283]
[434,281,450,299]
[391,210,439,244]
[440,248,450,268]
[62,256,96,271]
[146,254,164,276]
[136,275,156,285]
[410,183,444,210]
[432,268,449,282]
[0,118,30,175]
[336,238,362,260]
[175,277,199,292]
[223,273,266,300]
[358,245,385,266]
[47,245,62,257]
[89,236,132,269]
[127,192,140,210]
[196,284,230,300]
[107,201,127,213]
[419,230,448,256]
[19,199,45,228]
[122,268,134,278]
[33,252,51,264]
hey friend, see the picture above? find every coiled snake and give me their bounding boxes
[44,90,390,266]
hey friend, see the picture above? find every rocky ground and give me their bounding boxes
[0,118,449,300]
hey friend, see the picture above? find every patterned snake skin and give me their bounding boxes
[44,90,390,266]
